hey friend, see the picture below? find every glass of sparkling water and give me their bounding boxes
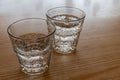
[46,7,86,54]
[7,18,55,75]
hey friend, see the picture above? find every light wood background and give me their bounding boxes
[0,0,120,80]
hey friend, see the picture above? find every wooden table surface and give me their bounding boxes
[0,0,120,80]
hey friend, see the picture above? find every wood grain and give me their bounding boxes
[0,0,120,80]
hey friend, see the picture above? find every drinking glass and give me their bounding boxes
[7,18,55,75]
[46,7,86,54]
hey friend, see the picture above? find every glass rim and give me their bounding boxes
[46,6,86,22]
[7,18,56,40]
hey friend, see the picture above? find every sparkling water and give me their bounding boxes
[50,14,83,54]
[13,33,51,75]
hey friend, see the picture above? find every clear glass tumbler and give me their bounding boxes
[7,18,55,75]
[46,7,86,54]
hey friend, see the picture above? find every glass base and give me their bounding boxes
[54,48,76,54]
[21,66,48,75]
